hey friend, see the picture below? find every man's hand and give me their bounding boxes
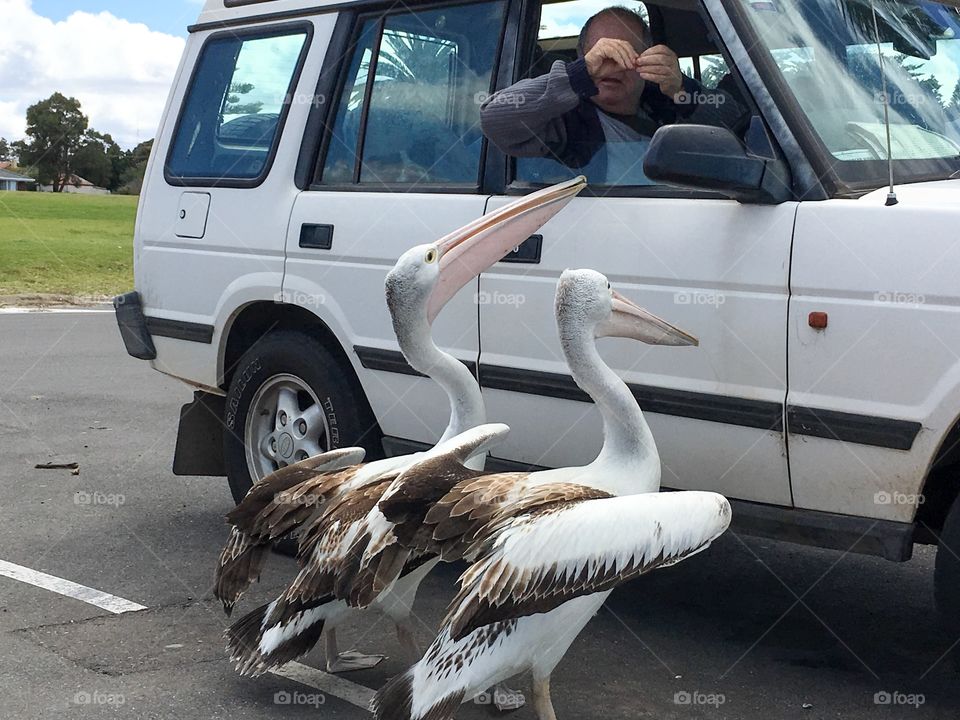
[635,44,683,99]
[584,38,641,82]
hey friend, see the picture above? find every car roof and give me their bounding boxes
[197,0,350,25]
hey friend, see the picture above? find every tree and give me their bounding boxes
[117,139,154,195]
[948,80,960,116]
[73,130,125,191]
[17,93,88,192]
[0,138,12,163]
[224,82,263,116]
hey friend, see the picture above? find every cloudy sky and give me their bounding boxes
[0,0,199,149]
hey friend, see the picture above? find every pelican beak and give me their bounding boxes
[426,176,587,323]
[597,290,699,346]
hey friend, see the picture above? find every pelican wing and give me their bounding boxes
[265,477,401,622]
[446,490,732,641]
[378,423,515,555]
[226,447,366,532]
[213,447,365,614]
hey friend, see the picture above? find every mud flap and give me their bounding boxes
[173,391,227,476]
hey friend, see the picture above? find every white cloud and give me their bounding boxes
[0,0,185,148]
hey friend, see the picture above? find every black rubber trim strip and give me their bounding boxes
[145,317,215,344]
[787,406,921,451]
[354,345,476,378]
[479,364,784,431]
[359,347,922,450]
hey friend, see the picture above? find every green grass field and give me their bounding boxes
[0,192,137,298]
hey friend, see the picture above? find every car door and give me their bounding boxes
[476,0,794,505]
[283,1,509,446]
[138,21,315,384]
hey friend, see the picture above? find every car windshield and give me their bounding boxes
[738,0,960,188]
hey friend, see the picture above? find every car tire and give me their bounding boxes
[223,330,381,505]
[935,491,960,644]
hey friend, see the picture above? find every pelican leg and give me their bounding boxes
[493,680,526,712]
[395,619,422,662]
[532,675,557,720]
[324,627,384,673]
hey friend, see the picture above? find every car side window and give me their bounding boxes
[166,27,310,184]
[321,1,507,186]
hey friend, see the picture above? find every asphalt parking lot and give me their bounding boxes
[1,310,959,719]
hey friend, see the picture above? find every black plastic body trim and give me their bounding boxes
[165,22,314,189]
[145,317,215,344]
[728,498,913,562]
[359,347,921,450]
[113,292,157,360]
[788,406,921,452]
[354,345,476,378]
[381,434,915,561]
[479,363,784,431]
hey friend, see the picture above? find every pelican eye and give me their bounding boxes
[425,248,438,264]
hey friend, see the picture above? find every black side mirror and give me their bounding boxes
[643,124,790,204]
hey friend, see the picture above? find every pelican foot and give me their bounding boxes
[325,651,385,673]
[493,683,526,712]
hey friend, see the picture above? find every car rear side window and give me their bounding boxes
[320,1,507,187]
[166,26,310,186]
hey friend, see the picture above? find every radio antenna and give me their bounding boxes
[870,0,898,206]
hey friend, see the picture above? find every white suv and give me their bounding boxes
[115,0,960,621]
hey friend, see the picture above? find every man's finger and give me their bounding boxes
[640,44,676,58]
[637,70,674,83]
[635,55,674,69]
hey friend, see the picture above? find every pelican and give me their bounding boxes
[217,177,587,678]
[371,269,732,720]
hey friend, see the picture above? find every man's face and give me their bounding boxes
[584,15,648,115]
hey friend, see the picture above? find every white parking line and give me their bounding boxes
[0,559,147,614]
[0,558,375,710]
[0,308,114,314]
[272,661,374,710]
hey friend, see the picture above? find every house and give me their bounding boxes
[0,167,36,192]
[38,174,110,195]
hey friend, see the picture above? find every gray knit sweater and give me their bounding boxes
[479,57,747,171]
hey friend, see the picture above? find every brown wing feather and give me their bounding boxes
[418,473,534,561]
[213,463,362,613]
[284,477,397,607]
[445,489,725,641]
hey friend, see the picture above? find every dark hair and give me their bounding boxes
[577,6,650,55]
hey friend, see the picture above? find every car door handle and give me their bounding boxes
[499,234,542,264]
[299,224,334,250]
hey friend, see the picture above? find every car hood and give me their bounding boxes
[859,178,959,208]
